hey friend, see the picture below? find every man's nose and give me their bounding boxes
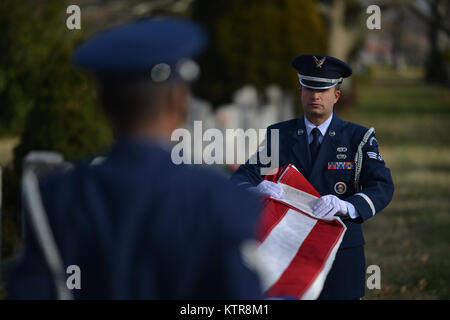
[311,90,321,100]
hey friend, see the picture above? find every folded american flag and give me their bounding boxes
[255,164,347,299]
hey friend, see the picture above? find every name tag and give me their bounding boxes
[328,162,355,170]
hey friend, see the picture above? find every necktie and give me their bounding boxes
[310,127,321,163]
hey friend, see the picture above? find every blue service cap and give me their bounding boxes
[73,17,207,83]
[291,54,352,89]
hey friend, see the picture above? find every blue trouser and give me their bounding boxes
[318,246,366,300]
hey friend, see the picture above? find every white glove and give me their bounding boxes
[256,180,285,199]
[313,194,348,219]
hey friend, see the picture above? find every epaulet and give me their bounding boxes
[267,118,298,130]
[342,120,371,141]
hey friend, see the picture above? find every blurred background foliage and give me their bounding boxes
[0,0,449,299]
[0,0,112,261]
[191,0,327,105]
[0,0,112,167]
[0,0,111,143]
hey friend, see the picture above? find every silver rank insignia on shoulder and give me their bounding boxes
[337,147,347,152]
[297,129,304,135]
[329,130,336,137]
[336,154,347,160]
[367,151,377,159]
[367,151,383,161]
[369,137,378,146]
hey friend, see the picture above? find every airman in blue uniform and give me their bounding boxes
[231,54,394,299]
[7,18,263,299]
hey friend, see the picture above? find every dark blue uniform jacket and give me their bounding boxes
[8,139,263,299]
[231,113,394,299]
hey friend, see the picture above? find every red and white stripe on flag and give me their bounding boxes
[256,164,346,299]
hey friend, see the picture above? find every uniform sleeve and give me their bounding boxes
[7,176,65,300]
[214,185,264,299]
[6,217,55,299]
[345,131,394,222]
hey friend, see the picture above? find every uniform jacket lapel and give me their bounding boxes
[291,116,312,175]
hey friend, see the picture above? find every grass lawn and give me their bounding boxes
[341,66,450,299]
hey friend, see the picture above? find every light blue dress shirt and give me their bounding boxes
[304,113,333,145]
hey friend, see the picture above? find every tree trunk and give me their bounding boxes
[425,0,448,83]
[327,0,359,61]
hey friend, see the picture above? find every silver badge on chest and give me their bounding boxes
[334,182,347,195]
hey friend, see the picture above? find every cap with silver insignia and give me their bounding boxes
[291,54,352,89]
[73,17,206,83]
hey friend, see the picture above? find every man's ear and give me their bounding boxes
[334,88,341,104]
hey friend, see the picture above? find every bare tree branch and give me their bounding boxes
[401,0,450,36]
